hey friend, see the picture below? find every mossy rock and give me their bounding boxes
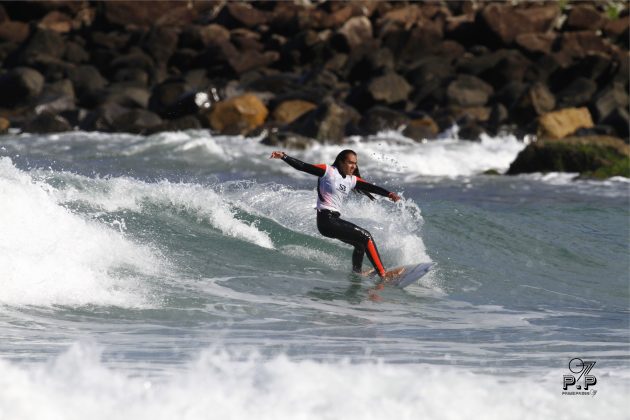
[507,135,630,179]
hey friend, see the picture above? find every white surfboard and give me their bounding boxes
[387,262,434,288]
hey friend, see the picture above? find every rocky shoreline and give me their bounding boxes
[0,1,628,177]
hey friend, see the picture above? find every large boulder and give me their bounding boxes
[111,109,162,134]
[477,4,559,47]
[357,106,409,136]
[537,107,594,139]
[21,111,72,133]
[333,16,372,52]
[286,99,360,143]
[0,67,45,107]
[446,75,493,107]
[67,65,108,100]
[0,117,9,133]
[507,135,629,179]
[103,1,206,27]
[0,20,30,43]
[271,99,317,125]
[206,93,268,135]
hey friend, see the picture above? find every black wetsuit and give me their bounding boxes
[281,154,393,277]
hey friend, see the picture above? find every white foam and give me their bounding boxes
[0,343,627,420]
[0,158,161,307]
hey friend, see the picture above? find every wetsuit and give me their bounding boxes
[281,154,393,277]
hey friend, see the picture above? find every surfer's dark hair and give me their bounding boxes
[332,149,375,201]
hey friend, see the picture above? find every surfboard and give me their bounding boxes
[386,262,434,288]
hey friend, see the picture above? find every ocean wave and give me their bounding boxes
[0,342,627,420]
[0,158,162,308]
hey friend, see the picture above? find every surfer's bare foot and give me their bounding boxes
[383,267,405,282]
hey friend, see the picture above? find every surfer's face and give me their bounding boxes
[339,154,357,177]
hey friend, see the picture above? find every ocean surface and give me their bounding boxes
[0,129,628,419]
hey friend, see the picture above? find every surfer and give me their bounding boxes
[270,149,403,281]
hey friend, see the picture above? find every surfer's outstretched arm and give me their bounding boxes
[270,151,325,177]
[355,178,401,202]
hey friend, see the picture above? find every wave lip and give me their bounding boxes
[0,158,162,308]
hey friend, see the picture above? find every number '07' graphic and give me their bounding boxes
[563,358,597,390]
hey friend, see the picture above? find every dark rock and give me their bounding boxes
[22,54,73,82]
[64,40,89,63]
[79,102,128,131]
[67,65,108,101]
[557,31,613,60]
[216,2,269,29]
[478,50,531,89]
[402,115,440,141]
[286,99,360,143]
[515,33,556,56]
[169,48,199,73]
[261,130,315,150]
[348,71,412,112]
[512,82,556,125]
[604,15,629,48]
[22,111,72,133]
[591,82,629,121]
[231,28,264,52]
[148,80,189,117]
[86,84,151,109]
[143,26,179,65]
[90,31,130,51]
[0,67,45,107]
[144,115,203,134]
[477,4,559,47]
[550,53,617,93]
[458,120,486,141]
[566,5,605,31]
[113,67,149,85]
[556,77,598,108]
[111,109,162,134]
[345,48,395,83]
[357,106,409,136]
[405,57,454,108]
[507,136,629,178]
[34,79,75,114]
[0,20,30,44]
[332,16,372,52]
[103,1,206,27]
[446,75,493,107]
[18,29,66,62]
[109,48,155,77]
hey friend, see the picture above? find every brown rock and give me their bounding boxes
[0,20,29,43]
[446,75,493,107]
[479,4,559,46]
[103,1,206,27]
[515,33,556,55]
[207,93,269,135]
[566,5,605,31]
[559,31,613,59]
[0,117,9,133]
[368,72,412,104]
[538,107,594,139]
[403,116,439,141]
[272,100,317,125]
[380,5,422,29]
[38,11,73,33]
[336,16,372,51]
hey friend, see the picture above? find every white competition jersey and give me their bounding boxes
[316,165,356,213]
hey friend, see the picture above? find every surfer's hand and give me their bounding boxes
[388,192,401,202]
[270,151,286,159]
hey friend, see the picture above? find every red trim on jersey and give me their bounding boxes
[314,164,327,171]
